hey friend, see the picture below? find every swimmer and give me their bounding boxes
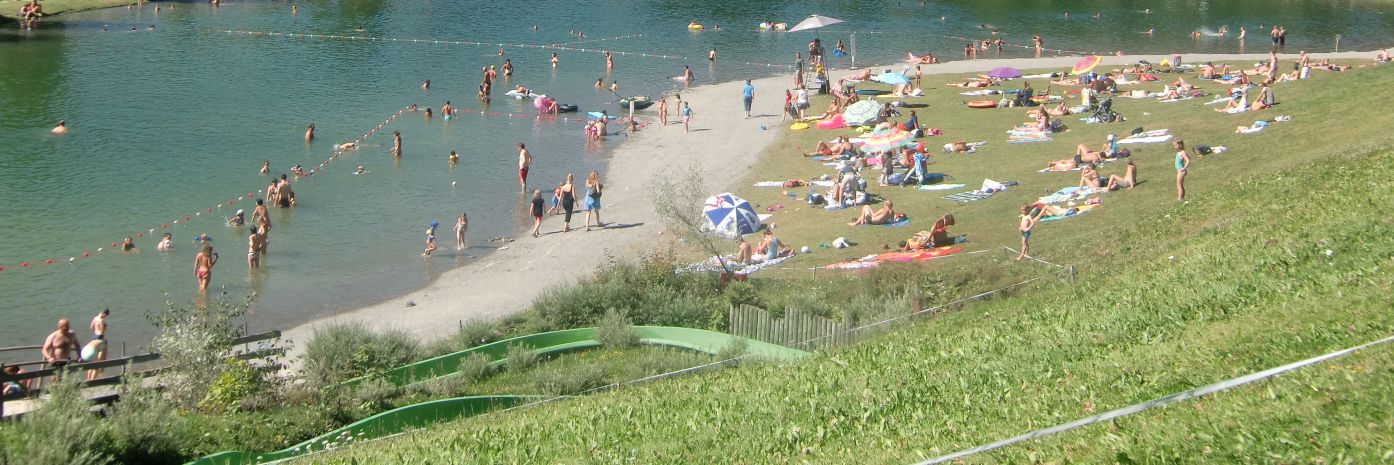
[605,50,614,71]
[247,225,262,269]
[228,209,245,227]
[595,78,604,88]
[502,59,513,77]
[551,52,559,68]
[441,100,454,116]
[121,236,136,253]
[682,65,695,82]
[291,4,296,14]
[448,150,459,165]
[424,107,433,118]
[259,160,269,175]
[51,120,68,135]
[391,130,402,157]
[304,123,314,142]
[610,81,619,93]
[422,79,430,90]
[157,233,173,252]
[355,165,365,174]
[335,142,358,153]
[454,212,468,250]
[709,48,716,61]
[497,47,504,56]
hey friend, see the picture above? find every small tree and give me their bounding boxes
[147,294,274,410]
[650,164,733,273]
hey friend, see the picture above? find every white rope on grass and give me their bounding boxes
[910,333,1394,465]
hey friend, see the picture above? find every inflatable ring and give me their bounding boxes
[688,24,704,30]
[790,122,809,130]
[967,100,997,109]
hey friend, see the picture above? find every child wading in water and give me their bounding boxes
[423,221,438,256]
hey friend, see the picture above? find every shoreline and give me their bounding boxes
[280,72,790,358]
[281,50,1381,359]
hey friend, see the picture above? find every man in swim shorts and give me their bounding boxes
[41,319,80,371]
[518,143,532,193]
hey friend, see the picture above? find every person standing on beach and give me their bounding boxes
[530,190,545,237]
[305,123,315,142]
[194,244,218,293]
[680,102,693,133]
[584,170,604,230]
[742,79,755,118]
[518,143,532,192]
[455,212,468,250]
[559,174,577,232]
[1174,139,1191,201]
[782,89,793,122]
[657,97,669,126]
[793,52,805,88]
[392,131,402,157]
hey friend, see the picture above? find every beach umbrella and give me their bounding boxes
[842,99,880,126]
[859,127,914,152]
[872,72,910,85]
[787,14,844,33]
[703,193,762,238]
[1071,55,1103,75]
[986,67,1024,79]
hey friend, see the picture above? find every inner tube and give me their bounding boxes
[557,104,578,113]
[620,99,655,110]
[967,100,997,109]
[688,24,704,30]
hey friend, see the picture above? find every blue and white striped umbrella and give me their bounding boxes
[703,193,763,238]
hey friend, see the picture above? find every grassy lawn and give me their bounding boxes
[290,61,1394,463]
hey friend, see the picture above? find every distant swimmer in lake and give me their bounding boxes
[422,79,430,90]
[595,78,604,88]
[260,160,270,174]
[355,165,366,174]
[304,123,314,142]
[391,130,402,157]
[228,209,245,227]
[51,120,68,135]
[682,65,695,82]
[335,142,357,153]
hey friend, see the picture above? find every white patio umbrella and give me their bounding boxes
[787,14,844,33]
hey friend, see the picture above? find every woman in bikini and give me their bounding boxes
[194,244,218,293]
[847,200,896,226]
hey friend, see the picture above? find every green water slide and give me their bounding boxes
[339,325,810,389]
[187,327,807,465]
[187,395,536,465]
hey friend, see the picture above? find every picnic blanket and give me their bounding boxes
[1037,186,1100,204]
[822,246,965,270]
[1040,203,1098,221]
[678,255,792,276]
[917,183,966,191]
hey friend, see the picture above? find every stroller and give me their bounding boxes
[1092,98,1122,123]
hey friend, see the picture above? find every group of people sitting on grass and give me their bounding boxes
[733,229,793,265]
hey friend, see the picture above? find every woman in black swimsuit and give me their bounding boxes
[560,173,576,232]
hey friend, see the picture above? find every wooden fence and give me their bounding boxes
[728,305,866,351]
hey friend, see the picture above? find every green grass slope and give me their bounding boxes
[293,62,1394,463]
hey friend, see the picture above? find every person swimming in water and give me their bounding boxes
[157,233,173,252]
[51,120,68,135]
[355,165,366,174]
[304,123,314,142]
[260,160,270,174]
[228,209,245,227]
[448,150,459,165]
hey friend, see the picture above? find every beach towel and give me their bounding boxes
[944,191,996,203]
[810,180,836,188]
[1158,96,1194,103]
[678,254,792,276]
[1117,134,1173,144]
[960,90,998,96]
[822,246,965,270]
[1037,186,1100,204]
[752,181,786,187]
[917,183,966,191]
[1008,136,1054,144]
[1040,203,1098,221]
[1020,73,1056,79]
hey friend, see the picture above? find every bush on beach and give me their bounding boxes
[302,322,420,387]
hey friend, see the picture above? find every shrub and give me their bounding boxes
[105,371,184,464]
[302,322,420,387]
[420,319,503,359]
[530,362,608,396]
[715,337,750,364]
[198,359,267,413]
[724,280,761,308]
[595,309,640,348]
[456,353,494,384]
[147,295,257,409]
[352,378,397,412]
[504,344,538,372]
[0,373,112,465]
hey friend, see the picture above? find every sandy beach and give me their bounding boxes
[281,49,1375,357]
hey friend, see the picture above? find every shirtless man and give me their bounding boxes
[441,101,454,116]
[391,131,402,157]
[304,123,315,142]
[51,120,68,135]
[252,198,268,228]
[41,319,81,370]
[277,174,295,207]
[1107,159,1138,190]
[518,143,532,192]
[260,160,270,175]
[89,309,108,341]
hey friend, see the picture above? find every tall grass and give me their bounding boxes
[302,322,420,386]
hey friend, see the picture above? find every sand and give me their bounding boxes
[281,50,1376,358]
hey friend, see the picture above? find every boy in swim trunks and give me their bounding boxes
[1017,204,1041,260]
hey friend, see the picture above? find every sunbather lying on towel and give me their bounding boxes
[847,200,898,226]
[948,77,997,88]
[847,69,873,81]
[1051,77,1082,86]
